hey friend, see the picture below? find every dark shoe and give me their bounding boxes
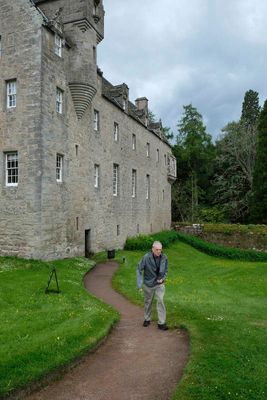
[143,320,150,327]
[158,323,168,330]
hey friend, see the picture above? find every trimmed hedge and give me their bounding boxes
[124,230,267,262]
[124,230,179,251]
[176,232,267,262]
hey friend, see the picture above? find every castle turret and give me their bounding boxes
[34,0,104,119]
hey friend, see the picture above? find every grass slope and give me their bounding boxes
[0,257,119,398]
[113,242,267,400]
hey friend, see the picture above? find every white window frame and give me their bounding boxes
[56,154,63,182]
[114,122,119,141]
[146,174,150,200]
[131,169,136,198]
[6,80,16,108]
[146,142,150,158]
[94,109,99,131]
[113,164,119,196]
[54,33,62,57]
[132,134,136,150]
[56,87,63,114]
[94,164,100,188]
[5,152,18,186]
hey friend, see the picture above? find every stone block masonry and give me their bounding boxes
[0,0,176,259]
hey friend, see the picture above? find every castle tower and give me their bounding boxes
[34,0,104,119]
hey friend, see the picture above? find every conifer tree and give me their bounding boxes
[249,99,267,223]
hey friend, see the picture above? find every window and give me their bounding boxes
[114,122,119,141]
[5,152,18,186]
[0,35,2,58]
[131,169,136,198]
[164,154,167,165]
[156,149,159,163]
[146,174,150,200]
[146,142,150,158]
[94,109,99,131]
[132,134,136,150]
[93,46,97,63]
[54,33,62,57]
[117,224,120,236]
[6,80,16,108]
[56,154,63,182]
[56,87,63,114]
[94,164,100,188]
[162,189,165,201]
[137,224,140,233]
[113,164,119,196]
[122,99,126,110]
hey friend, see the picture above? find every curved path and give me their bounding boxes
[26,261,189,400]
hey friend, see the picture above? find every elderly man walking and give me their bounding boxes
[136,241,168,330]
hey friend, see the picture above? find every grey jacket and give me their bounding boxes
[136,251,168,288]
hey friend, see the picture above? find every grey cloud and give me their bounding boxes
[98,0,267,141]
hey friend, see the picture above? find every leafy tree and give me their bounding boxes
[172,104,215,221]
[212,90,260,222]
[249,99,267,223]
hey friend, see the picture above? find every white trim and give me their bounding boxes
[5,152,18,186]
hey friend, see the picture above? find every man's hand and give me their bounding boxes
[138,288,143,293]
[157,279,163,284]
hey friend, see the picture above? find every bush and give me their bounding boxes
[124,230,179,251]
[176,232,267,262]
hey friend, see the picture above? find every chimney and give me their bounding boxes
[135,97,148,113]
[135,97,148,126]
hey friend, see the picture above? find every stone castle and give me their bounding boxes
[0,0,176,259]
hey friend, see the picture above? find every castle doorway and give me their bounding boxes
[85,229,91,258]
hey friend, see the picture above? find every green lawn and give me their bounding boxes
[113,242,267,400]
[1,243,266,400]
[0,257,119,398]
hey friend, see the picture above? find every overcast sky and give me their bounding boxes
[97,0,267,142]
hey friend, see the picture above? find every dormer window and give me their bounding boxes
[122,99,126,111]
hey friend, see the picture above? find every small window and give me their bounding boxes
[94,109,99,131]
[6,80,16,108]
[164,154,167,165]
[117,224,120,236]
[56,87,63,114]
[54,33,62,57]
[76,217,79,231]
[56,154,63,182]
[113,163,119,196]
[146,142,150,158]
[132,134,136,150]
[146,174,150,200]
[94,164,100,188]
[0,35,2,58]
[156,149,159,163]
[122,99,126,110]
[162,189,165,201]
[93,46,97,63]
[5,152,18,186]
[114,122,119,141]
[131,169,137,198]
[137,224,140,233]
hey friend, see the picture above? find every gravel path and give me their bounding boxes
[25,261,189,400]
